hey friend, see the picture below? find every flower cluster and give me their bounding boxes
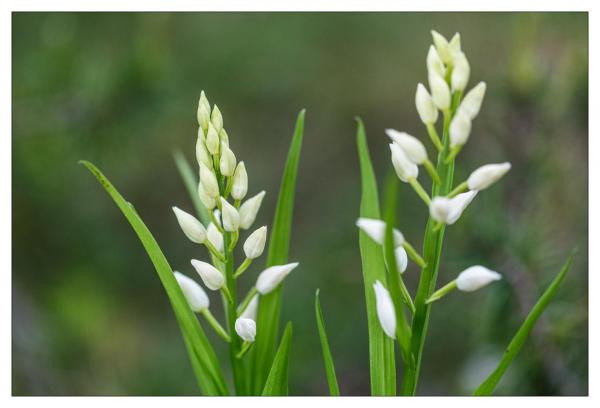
[172,92,299,350]
[357,31,510,339]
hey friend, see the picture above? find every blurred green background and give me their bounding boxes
[12,12,588,396]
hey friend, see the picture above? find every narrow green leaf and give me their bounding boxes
[356,118,396,396]
[173,150,210,225]
[252,110,305,393]
[261,322,294,396]
[80,160,228,395]
[315,289,341,396]
[473,250,576,396]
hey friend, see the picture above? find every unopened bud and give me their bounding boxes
[219,142,237,176]
[220,197,240,232]
[415,83,439,124]
[231,162,248,200]
[428,72,451,111]
[456,265,501,292]
[449,33,461,55]
[467,162,511,191]
[373,280,396,339]
[207,222,223,253]
[174,271,209,312]
[235,317,256,342]
[386,129,427,164]
[395,246,408,274]
[355,218,405,247]
[196,137,212,168]
[459,82,486,120]
[243,226,267,259]
[451,52,470,92]
[390,143,418,182]
[197,100,210,130]
[426,45,445,77]
[211,105,223,133]
[205,123,220,156]
[431,30,452,64]
[239,191,266,230]
[449,109,472,148]
[256,262,299,295]
[200,163,219,198]
[240,294,259,321]
[172,206,206,243]
[219,128,229,146]
[198,181,217,210]
[191,259,225,290]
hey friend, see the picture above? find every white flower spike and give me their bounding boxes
[459,82,487,120]
[235,317,256,342]
[239,191,266,230]
[232,162,248,201]
[219,141,237,176]
[206,222,224,253]
[355,218,405,247]
[456,266,502,292]
[220,197,240,232]
[191,259,225,291]
[449,109,472,148]
[244,226,267,259]
[390,142,418,182]
[174,271,210,312]
[386,129,427,165]
[240,294,259,321]
[256,262,299,295]
[373,280,396,339]
[428,72,451,111]
[199,162,219,198]
[415,83,439,124]
[467,162,512,191]
[172,206,206,244]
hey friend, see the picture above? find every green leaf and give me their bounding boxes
[173,150,210,225]
[473,250,576,396]
[356,118,396,396]
[261,322,294,396]
[251,109,305,393]
[315,289,341,396]
[79,160,228,396]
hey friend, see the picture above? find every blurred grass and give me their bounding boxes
[12,12,588,395]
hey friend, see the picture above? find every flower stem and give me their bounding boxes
[201,309,231,342]
[236,286,258,315]
[402,241,426,268]
[425,280,457,304]
[204,240,226,262]
[236,341,253,359]
[408,177,431,206]
[234,257,253,279]
[447,181,469,198]
[424,159,441,185]
[426,123,443,151]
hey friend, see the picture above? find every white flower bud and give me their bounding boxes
[467,162,511,191]
[395,246,408,274]
[256,262,299,295]
[243,226,267,259]
[219,141,237,176]
[239,191,266,230]
[431,30,452,64]
[386,129,428,164]
[449,109,472,148]
[199,91,211,113]
[219,128,229,146]
[415,83,439,124]
[172,206,206,243]
[426,45,445,77]
[211,105,223,133]
[390,142,418,182]
[191,259,225,291]
[205,123,220,156]
[235,317,256,342]
[447,190,478,224]
[355,218,405,247]
[198,181,217,210]
[456,265,501,292]
[231,162,248,201]
[197,102,210,130]
[451,52,470,92]
[373,280,396,339]
[196,137,212,168]
[459,82,486,120]
[199,162,219,198]
[428,72,451,111]
[220,197,240,232]
[449,33,461,55]
[240,294,259,321]
[207,222,223,253]
[198,126,205,142]
[429,197,454,224]
[174,271,209,312]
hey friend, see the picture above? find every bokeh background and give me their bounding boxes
[12,12,588,396]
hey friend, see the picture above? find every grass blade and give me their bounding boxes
[80,160,228,395]
[173,150,210,225]
[356,118,396,396]
[252,110,305,393]
[473,250,576,396]
[261,322,294,396]
[315,289,341,396]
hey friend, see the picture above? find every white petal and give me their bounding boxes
[174,271,210,312]
[256,262,299,295]
[235,317,256,342]
[240,294,259,321]
[385,129,427,164]
[390,142,418,182]
[395,246,408,274]
[415,83,439,124]
[172,206,206,244]
[467,162,511,191]
[220,197,240,232]
[232,162,248,200]
[191,259,224,290]
[373,281,396,339]
[447,191,478,224]
[456,266,502,292]
[239,191,266,230]
[355,218,405,247]
[243,226,267,259]
[206,223,223,253]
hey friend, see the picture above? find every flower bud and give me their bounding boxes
[220,197,240,232]
[355,218,405,247]
[244,226,267,259]
[467,162,511,191]
[429,197,453,224]
[447,190,478,224]
[219,128,229,146]
[373,280,396,339]
[240,294,259,321]
[456,265,501,292]
[211,105,223,133]
[196,137,212,168]
[390,143,418,182]
[459,82,486,120]
[200,163,220,198]
[426,45,445,77]
[431,30,452,64]
[386,129,427,164]
[174,271,209,312]
[395,246,408,274]
[428,72,451,111]
[235,317,256,342]
[205,123,220,156]
[449,109,472,148]
[198,126,205,142]
[172,206,206,243]
[191,259,225,290]
[256,262,299,295]
[219,141,237,176]
[231,162,248,201]
[239,191,266,230]
[198,181,217,210]
[449,32,461,55]
[199,90,211,114]
[197,100,210,130]
[415,83,439,124]
[451,52,470,92]
[207,222,223,253]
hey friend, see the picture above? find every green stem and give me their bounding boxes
[237,287,259,315]
[407,177,431,206]
[447,181,469,198]
[210,210,224,233]
[444,145,462,164]
[426,123,443,151]
[425,280,457,304]
[204,240,226,263]
[234,257,253,279]
[402,241,426,269]
[236,341,253,359]
[423,159,441,185]
[201,309,231,342]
